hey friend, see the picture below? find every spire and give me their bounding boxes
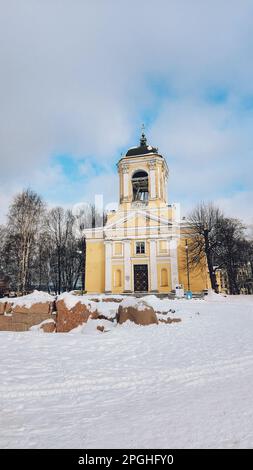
[140,123,147,146]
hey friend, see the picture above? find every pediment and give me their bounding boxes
[104,209,173,233]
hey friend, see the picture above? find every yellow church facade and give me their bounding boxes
[84,131,210,294]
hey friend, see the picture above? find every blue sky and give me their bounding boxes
[0,0,253,224]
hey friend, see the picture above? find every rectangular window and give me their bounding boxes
[136,241,145,254]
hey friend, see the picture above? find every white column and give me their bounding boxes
[150,239,158,291]
[149,160,156,199]
[123,240,132,292]
[122,164,129,199]
[105,241,112,293]
[164,166,169,203]
[157,166,161,199]
[170,238,179,290]
[164,175,168,203]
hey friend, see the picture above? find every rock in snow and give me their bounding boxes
[56,299,97,333]
[0,288,239,334]
[117,301,158,326]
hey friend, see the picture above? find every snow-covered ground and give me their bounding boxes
[0,294,253,449]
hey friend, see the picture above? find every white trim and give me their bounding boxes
[123,240,132,291]
[150,168,156,199]
[150,239,158,291]
[117,206,173,214]
[104,241,112,292]
[84,218,180,239]
[116,205,173,213]
[118,154,169,173]
[105,228,178,235]
[107,224,176,233]
[170,239,179,290]
[103,234,181,241]
[157,165,161,199]
[104,209,175,230]
[123,172,129,198]
[84,207,176,234]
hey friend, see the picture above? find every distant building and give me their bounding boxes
[237,262,253,294]
[83,130,210,294]
[217,263,253,295]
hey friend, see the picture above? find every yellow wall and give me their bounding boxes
[85,237,210,294]
[112,264,124,293]
[157,263,171,292]
[85,241,105,293]
[177,239,210,292]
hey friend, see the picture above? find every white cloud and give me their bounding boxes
[216,191,253,225]
[0,0,253,222]
[150,98,253,221]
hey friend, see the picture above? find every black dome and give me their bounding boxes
[126,144,158,157]
[126,129,158,156]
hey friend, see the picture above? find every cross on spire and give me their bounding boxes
[140,123,147,146]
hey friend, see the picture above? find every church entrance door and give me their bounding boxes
[134,265,148,292]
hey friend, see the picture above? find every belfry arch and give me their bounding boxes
[131,170,149,202]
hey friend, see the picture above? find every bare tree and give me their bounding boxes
[30,230,52,291]
[1,193,108,295]
[186,202,223,292]
[215,217,248,294]
[44,207,73,294]
[6,189,45,294]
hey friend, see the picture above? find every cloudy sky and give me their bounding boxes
[0,0,253,223]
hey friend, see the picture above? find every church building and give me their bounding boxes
[84,130,210,294]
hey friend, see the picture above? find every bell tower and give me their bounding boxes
[117,128,169,209]
[84,126,210,296]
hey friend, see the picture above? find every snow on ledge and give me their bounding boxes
[0,290,55,308]
[58,292,99,313]
[119,297,152,310]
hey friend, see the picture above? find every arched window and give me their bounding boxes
[161,268,168,287]
[132,170,149,202]
[114,269,122,288]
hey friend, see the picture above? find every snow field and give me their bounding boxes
[0,294,253,448]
